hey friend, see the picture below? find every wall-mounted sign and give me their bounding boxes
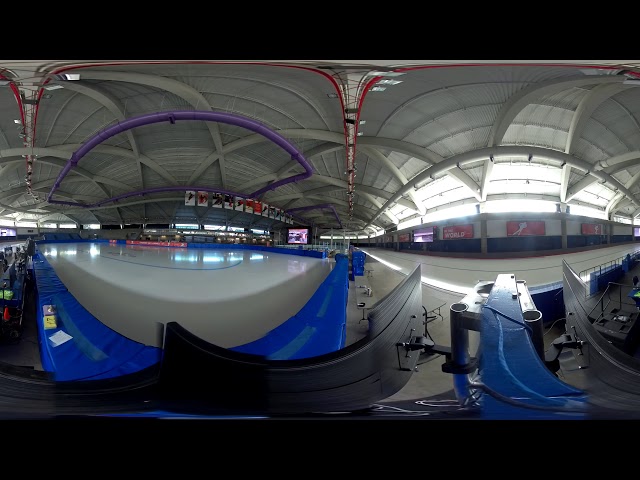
[581,223,604,235]
[443,224,473,239]
[398,233,411,242]
[507,220,545,236]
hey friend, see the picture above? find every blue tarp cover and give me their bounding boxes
[231,255,349,359]
[32,253,162,381]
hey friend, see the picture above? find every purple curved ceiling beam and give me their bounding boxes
[287,203,343,229]
[46,110,313,203]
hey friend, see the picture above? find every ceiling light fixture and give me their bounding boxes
[623,79,640,86]
[377,79,403,86]
[371,86,386,92]
[368,71,406,77]
[43,84,64,91]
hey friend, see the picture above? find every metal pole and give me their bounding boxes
[523,309,544,361]
[450,302,471,404]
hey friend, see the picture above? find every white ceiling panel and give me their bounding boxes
[1,61,640,232]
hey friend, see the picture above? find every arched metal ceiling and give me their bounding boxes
[1,60,640,235]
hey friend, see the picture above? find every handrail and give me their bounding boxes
[586,280,638,324]
[579,247,640,293]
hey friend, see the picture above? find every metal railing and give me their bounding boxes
[586,281,638,325]
[579,247,640,295]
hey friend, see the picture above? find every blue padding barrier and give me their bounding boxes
[487,236,563,253]
[352,250,365,277]
[185,242,327,258]
[612,235,633,243]
[567,235,606,248]
[480,281,586,419]
[32,252,162,381]
[529,282,564,326]
[590,264,623,295]
[231,255,349,359]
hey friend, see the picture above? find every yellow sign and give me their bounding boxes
[44,315,57,329]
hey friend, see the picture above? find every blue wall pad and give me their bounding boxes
[529,281,565,325]
[32,252,162,381]
[231,255,349,359]
[590,264,623,295]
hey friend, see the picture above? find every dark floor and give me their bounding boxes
[0,276,42,370]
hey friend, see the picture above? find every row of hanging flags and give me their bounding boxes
[184,191,294,223]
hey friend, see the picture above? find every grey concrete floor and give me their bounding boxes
[344,256,467,403]
[345,255,572,407]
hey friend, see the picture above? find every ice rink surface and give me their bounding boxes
[37,242,333,348]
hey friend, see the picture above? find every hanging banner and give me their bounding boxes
[244,199,262,215]
[581,223,604,235]
[197,191,208,207]
[223,195,234,209]
[443,224,474,239]
[507,220,545,236]
[185,191,196,206]
[211,193,224,209]
[233,196,243,211]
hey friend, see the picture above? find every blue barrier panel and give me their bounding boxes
[231,255,349,359]
[612,235,633,243]
[487,236,563,253]
[32,252,162,381]
[529,282,564,326]
[184,243,327,258]
[590,264,623,295]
